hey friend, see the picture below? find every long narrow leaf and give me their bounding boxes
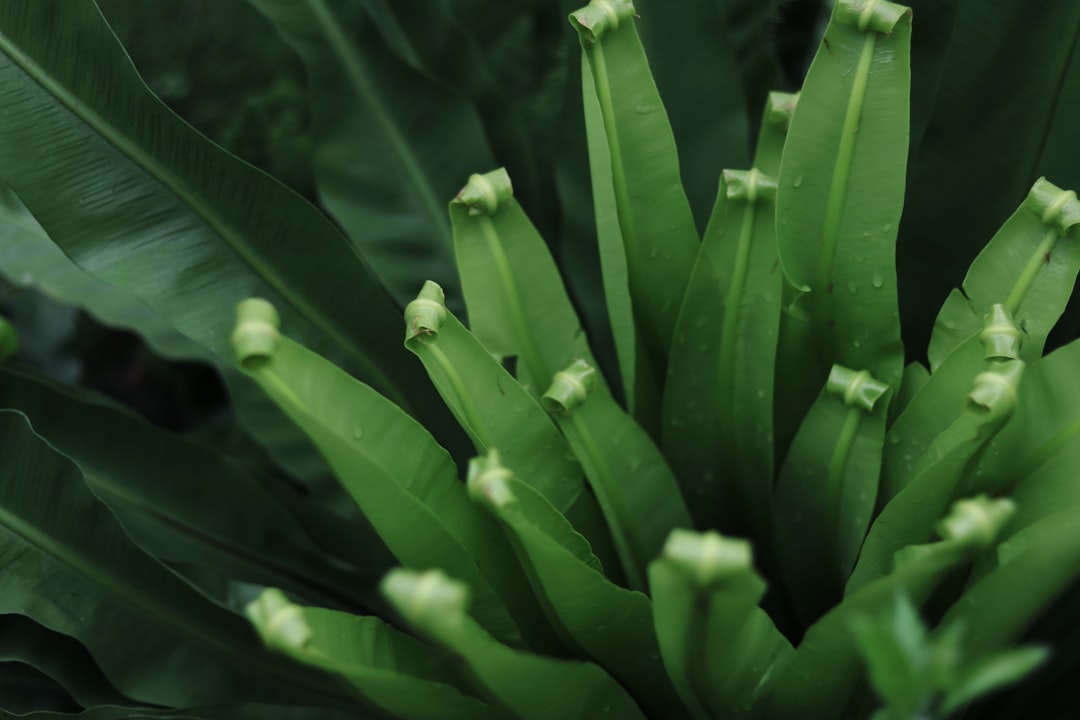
[0,411,347,708]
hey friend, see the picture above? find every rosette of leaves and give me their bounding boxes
[1,0,1080,719]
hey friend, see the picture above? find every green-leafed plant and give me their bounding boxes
[1,0,1080,718]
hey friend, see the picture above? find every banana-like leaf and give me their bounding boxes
[649,531,792,720]
[382,569,648,720]
[247,590,502,720]
[0,411,347,708]
[543,359,693,592]
[663,167,781,544]
[753,499,1012,720]
[773,365,891,626]
[247,0,497,312]
[928,179,1080,368]
[0,367,383,612]
[572,0,700,377]
[450,168,599,396]
[774,0,909,392]
[231,300,535,648]
[467,453,684,719]
[0,0,443,423]
[403,283,619,578]
[0,614,131,709]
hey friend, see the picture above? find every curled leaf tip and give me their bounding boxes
[724,168,779,203]
[381,568,470,627]
[765,91,799,131]
[541,359,598,413]
[1025,178,1080,234]
[232,298,281,367]
[455,168,513,216]
[663,529,752,587]
[245,588,312,652]
[937,495,1016,548]
[467,449,516,508]
[979,304,1023,360]
[569,0,636,43]
[826,364,889,411]
[0,315,20,362]
[405,281,448,341]
[836,0,911,34]
[969,359,1024,423]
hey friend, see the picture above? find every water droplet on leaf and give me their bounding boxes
[871,272,884,288]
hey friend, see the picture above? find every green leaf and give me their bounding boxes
[403,284,619,578]
[649,530,792,719]
[940,646,1049,717]
[0,366,384,612]
[896,0,1080,352]
[572,0,701,371]
[773,364,891,625]
[467,453,684,718]
[0,614,131,709]
[247,0,498,311]
[663,167,781,544]
[631,0,751,228]
[382,569,648,720]
[936,506,1080,658]
[246,590,503,720]
[0,0,444,424]
[848,364,1023,592]
[774,0,909,392]
[753,506,1006,720]
[964,341,1080,528]
[0,411,346,708]
[850,592,930,719]
[231,299,532,648]
[543,359,693,591]
[450,168,599,395]
[928,178,1080,369]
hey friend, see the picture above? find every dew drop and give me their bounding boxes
[853,340,862,348]
[889,435,901,445]
[792,175,804,188]
[883,222,893,232]
[634,104,656,114]
[352,425,364,440]
[847,281,859,295]
[694,316,708,328]
[871,272,884,288]
[648,248,658,259]
[699,342,710,352]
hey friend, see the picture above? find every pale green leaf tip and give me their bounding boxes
[662,529,752,587]
[937,495,1016,548]
[232,298,281,367]
[835,0,911,34]
[381,568,470,628]
[968,359,1024,423]
[541,359,598,413]
[455,168,514,216]
[826,364,889,411]
[0,315,20,362]
[765,91,798,131]
[569,0,636,43]
[724,168,779,203]
[979,304,1023,360]
[1026,178,1080,235]
[466,449,517,508]
[405,281,448,342]
[245,588,312,652]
